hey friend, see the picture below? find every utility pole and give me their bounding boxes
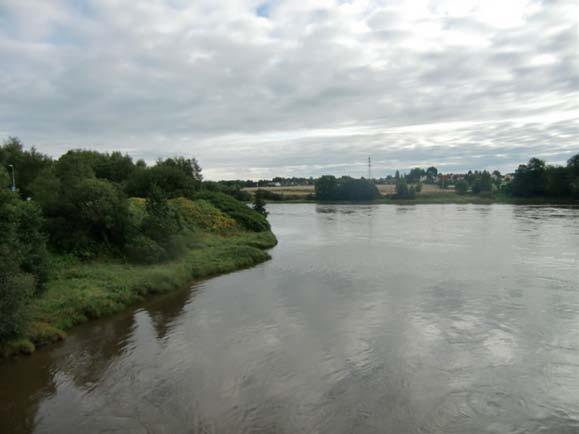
[8,164,15,192]
[368,156,372,180]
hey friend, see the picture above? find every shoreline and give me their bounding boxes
[258,195,579,206]
[0,231,277,359]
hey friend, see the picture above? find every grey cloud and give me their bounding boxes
[0,0,577,179]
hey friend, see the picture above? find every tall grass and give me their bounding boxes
[1,231,276,357]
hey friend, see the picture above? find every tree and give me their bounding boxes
[569,154,579,198]
[338,178,380,201]
[512,158,547,197]
[472,171,493,194]
[140,187,184,260]
[546,166,571,197]
[70,179,129,247]
[394,178,415,199]
[126,159,201,199]
[253,190,268,216]
[0,189,48,339]
[455,180,468,194]
[0,166,9,188]
[0,137,53,198]
[426,167,438,183]
[407,168,425,183]
[315,175,339,201]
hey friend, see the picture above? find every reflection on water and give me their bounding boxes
[1,204,578,434]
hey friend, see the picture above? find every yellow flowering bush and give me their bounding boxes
[169,197,239,233]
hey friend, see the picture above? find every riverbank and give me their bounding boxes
[261,193,579,206]
[1,230,277,358]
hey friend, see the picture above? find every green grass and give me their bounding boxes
[1,231,277,357]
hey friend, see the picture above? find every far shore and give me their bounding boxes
[243,186,579,206]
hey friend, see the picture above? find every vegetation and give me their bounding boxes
[0,137,276,356]
[241,155,579,204]
[314,176,379,201]
[252,190,269,217]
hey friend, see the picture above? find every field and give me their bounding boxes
[243,184,455,198]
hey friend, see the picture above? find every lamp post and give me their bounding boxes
[8,164,15,192]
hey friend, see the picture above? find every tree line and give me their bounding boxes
[312,155,579,201]
[0,137,269,341]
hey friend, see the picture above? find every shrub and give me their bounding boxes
[194,191,270,232]
[169,197,238,232]
[125,235,166,264]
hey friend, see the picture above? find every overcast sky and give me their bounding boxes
[0,0,577,179]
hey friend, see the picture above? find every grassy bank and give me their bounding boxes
[1,231,277,357]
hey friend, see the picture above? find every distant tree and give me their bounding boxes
[472,171,493,194]
[395,170,400,180]
[407,168,425,183]
[338,178,380,201]
[455,180,468,194]
[315,175,339,201]
[426,167,438,183]
[569,154,579,198]
[427,167,438,177]
[512,158,547,197]
[546,166,571,197]
[394,178,415,199]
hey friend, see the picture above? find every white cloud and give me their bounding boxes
[0,0,577,179]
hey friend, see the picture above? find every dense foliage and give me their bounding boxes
[314,176,379,201]
[511,157,579,198]
[0,137,272,344]
[195,191,270,231]
[0,190,48,340]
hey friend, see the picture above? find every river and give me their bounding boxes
[1,204,578,434]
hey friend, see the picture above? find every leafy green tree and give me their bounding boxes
[16,200,49,292]
[140,187,184,260]
[0,190,48,339]
[0,137,53,198]
[407,168,425,183]
[338,178,379,201]
[394,178,415,199]
[0,166,9,188]
[512,158,547,197]
[55,150,96,187]
[546,166,571,197]
[315,175,339,201]
[568,154,579,174]
[126,159,201,199]
[426,166,438,183]
[455,180,468,194]
[253,190,268,216]
[472,171,493,194]
[69,178,130,248]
